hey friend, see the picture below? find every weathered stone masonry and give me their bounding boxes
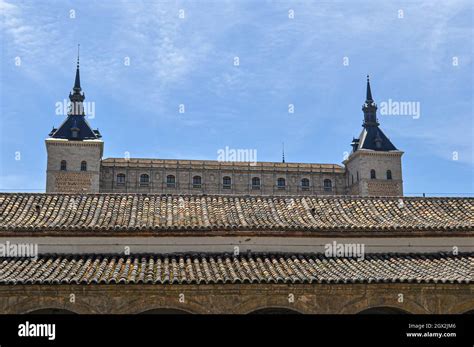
[1,284,472,314]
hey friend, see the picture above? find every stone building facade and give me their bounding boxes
[344,151,403,196]
[45,58,103,193]
[46,62,402,196]
[100,159,346,195]
[45,139,103,193]
[1,283,472,314]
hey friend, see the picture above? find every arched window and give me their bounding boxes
[223,176,231,189]
[140,174,149,186]
[167,175,176,188]
[252,177,261,189]
[60,160,67,171]
[357,171,359,181]
[301,178,309,190]
[193,175,202,188]
[117,173,126,185]
[80,161,87,171]
[386,170,392,180]
[370,169,376,179]
[323,179,332,191]
[277,178,286,189]
[351,175,354,184]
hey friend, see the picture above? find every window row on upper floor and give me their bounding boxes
[114,174,334,191]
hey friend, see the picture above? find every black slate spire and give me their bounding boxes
[362,75,378,127]
[49,47,101,140]
[350,76,397,152]
[73,44,81,91]
[69,44,85,111]
[366,75,373,102]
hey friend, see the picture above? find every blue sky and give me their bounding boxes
[1,0,472,195]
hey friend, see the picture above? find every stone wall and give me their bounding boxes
[1,236,470,254]
[367,180,403,196]
[46,139,103,193]
[0,283,472,314]
[99,160,346,195]
[344,150,403,196]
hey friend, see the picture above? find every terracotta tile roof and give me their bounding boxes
[0,193,472,235]
[0,253,470,285]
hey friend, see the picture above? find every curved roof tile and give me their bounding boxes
[0,253,470,285]
[0,193,472,234]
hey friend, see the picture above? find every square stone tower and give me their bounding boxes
[343,76,403,196]
[45,52,103,193]
[46,139,103,193]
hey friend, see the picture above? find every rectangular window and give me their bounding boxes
[116,174,126,185]
[223,177,231,189]
[193,176,202,188]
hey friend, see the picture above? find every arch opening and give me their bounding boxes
[26,308,76,314]
[358,306,409,314]
[139,308,192,315]
[248,307,302,315]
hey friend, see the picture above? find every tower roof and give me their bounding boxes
[69,44,85,105]
[355,126,397,151]
[49,47,101,141]
[352,76,397,152]
[49,115,101,140]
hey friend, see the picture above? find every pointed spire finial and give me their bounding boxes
[282,142,285,163]
[366,74,373,102]
[362,75,379,127]
[73,44,81,91]
[77,44,80,68]
[69,45,85,111]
